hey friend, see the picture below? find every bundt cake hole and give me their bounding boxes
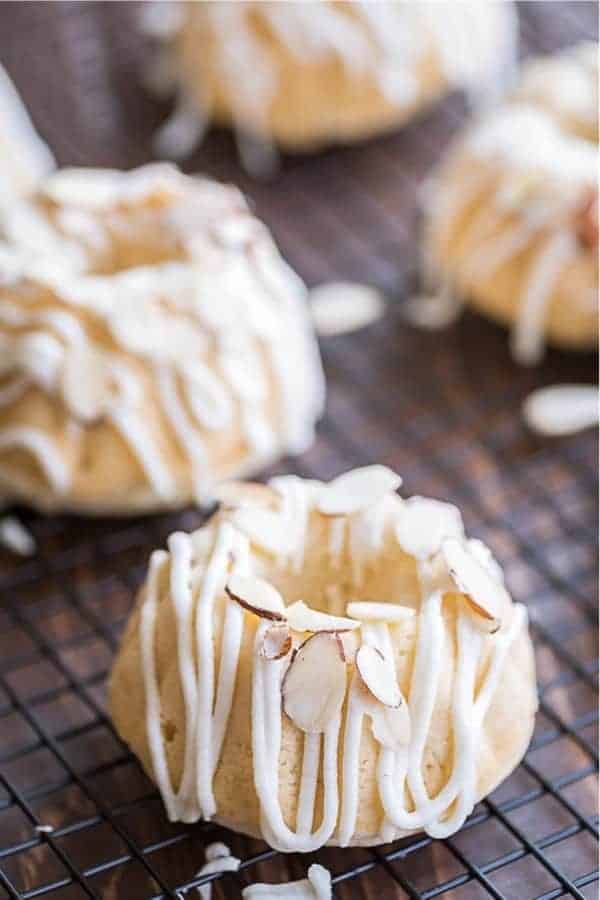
[86,227,187,277]
[45,197,189,277]
[245,517,423,622]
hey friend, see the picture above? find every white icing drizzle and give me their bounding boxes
[108,405,176,502]
[140,522,245,824]
[143,1,517,162]
[0,63,55,203]
[420,44,599,364]
[136,469,528,850]
[0,166,324,506]
[194,841,241,900]
[510,230,578,366]
[0,427,69,494]
[253,621,342,852]
[195,522,245,820]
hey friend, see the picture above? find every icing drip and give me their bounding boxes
[108,405,176,502]
[242,862,332,899]
[195,523,246,819]
[194,841,241,900]
[136,470,528,850]
[0,167,324,505]
[510,230,578,366]
[140,522,245,823]
[379,597,526,840]
[144,1,517,163]
[0,428,69,495]
[253,621,342,852]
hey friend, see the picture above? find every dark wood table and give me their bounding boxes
[0,3,597,898]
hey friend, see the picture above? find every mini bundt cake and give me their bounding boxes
[0,164,324,513]
[513,41,598,143]
[110,466,537,850]
[420,41,598,364]
[0,62,55,203]
[143,1,517,163]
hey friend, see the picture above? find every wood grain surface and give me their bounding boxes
[0,3,597,898]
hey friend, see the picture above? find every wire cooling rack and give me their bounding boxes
[0,2,598,898]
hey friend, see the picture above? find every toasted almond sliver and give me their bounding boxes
[226,574,285,621]
[346,601,416,623]
[442,538,508,633]
[215,481,278,510]
[371,701,411,750]
[355,644,401,708]
[229,506,288,555]
[259,623,292,660]
[316,466,402,517]
[285,600,359,633]
[338,630,359,664]
[282,633,347,734]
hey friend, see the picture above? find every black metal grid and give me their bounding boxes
[0,2,597,898]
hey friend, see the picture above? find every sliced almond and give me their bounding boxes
[346,601,416,623]
[228,506,288,556]
[441,538,508,633]
[338,630,359,664]
[371,702,411,750]
[355,645,401,708]
[282,633,347,733]
[226,574,285,621]
[522,384,599,438]
[259,623,292,660]
[467,538,504,583]
[395,496,464,561]
[309,281,385,337]
[215,481,278,510]
[317,466,402,517]
[285,600,359,634]
[401,291,462,331]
